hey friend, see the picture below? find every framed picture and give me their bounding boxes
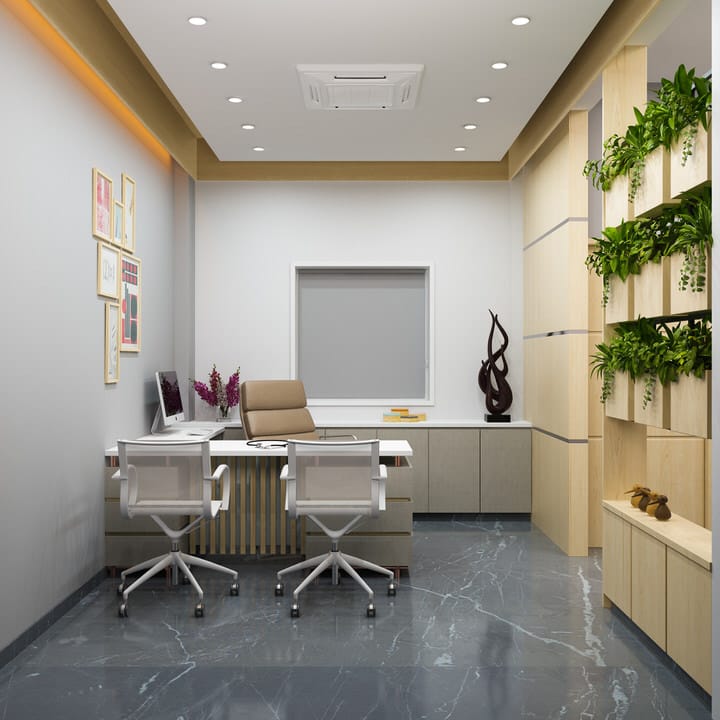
[92,168,113,242]
[112,199,124,247]
[97,242,120,299]
[120,253,141,352]
[122,174,136,252]
[104,302,120,383]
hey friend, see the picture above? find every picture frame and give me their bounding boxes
[92,168,113,242]
[121,174,136,252]
[112,199,124,247]
[104,302,120,383]
[120,253,141,352]
[97,242,120,299]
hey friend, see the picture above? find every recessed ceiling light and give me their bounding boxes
[210,61,228,70]
[227,97,243,103]
[475,96,491,104]
[454,146,467,152]
[252,146,265,152]
[491,62,508,70]
[511,16,530,26]
[463,124,478,130]
[188,16,207,26]
[241,124,255,130]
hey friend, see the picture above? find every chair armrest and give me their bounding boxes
[208,463,231,513]
[372,464,387,513]
[281,464,297,517]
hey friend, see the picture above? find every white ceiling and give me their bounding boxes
[106,0,709,163]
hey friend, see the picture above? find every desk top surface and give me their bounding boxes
[106,438,413,457]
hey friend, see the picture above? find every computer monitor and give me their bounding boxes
[155,370,185,428]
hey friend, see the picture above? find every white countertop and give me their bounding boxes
[317,420,532,428]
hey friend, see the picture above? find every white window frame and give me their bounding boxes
[290,262,434,406]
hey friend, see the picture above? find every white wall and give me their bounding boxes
[0,5,184,652]
[195,180,524,423]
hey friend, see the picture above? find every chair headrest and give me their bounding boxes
[241,380,308,411]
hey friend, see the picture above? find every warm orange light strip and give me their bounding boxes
[2,0,172,167]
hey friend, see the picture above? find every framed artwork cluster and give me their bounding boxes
[93,168,141,383]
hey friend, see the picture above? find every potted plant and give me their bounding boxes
[664,187,713,312]
[668,317,712,437]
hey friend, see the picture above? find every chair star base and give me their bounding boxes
[275,546,397,618]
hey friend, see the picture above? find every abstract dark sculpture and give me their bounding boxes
[478,310,513,421]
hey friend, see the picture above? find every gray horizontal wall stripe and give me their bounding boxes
[533,426,588,444]
[524,216,589,251]
[523,329,588,340]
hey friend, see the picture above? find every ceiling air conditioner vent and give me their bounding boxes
[297,64,424,110]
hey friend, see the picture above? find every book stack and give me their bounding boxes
[382,408,427,423]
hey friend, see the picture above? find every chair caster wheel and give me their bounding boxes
[274,583,284,597]
[117,583,125,596]
[118,603,128,618]
[387,583,397,597]
[194,603,204,618]
[366,604,376,618]
[230,582,239,596]
[290,604,300,618]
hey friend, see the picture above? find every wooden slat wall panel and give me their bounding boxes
[190,458,302,557]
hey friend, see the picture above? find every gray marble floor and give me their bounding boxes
[0,517,711,719]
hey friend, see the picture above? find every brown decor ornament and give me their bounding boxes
[625,485,650,508]
[478,310,513,422]
[648,494,672,521]
[638,490,653,512]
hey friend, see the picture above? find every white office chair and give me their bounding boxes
[114,439,239,617]
[274,439,398,617]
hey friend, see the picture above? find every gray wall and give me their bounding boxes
[0,5,187,652]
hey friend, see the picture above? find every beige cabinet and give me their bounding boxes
[377,427,429,512]
[602,501,711,693]
[630,527,666,649]
[480,428,531,512]
[429,429,480,512]
[666,548,712,693]
[601,509,631,614]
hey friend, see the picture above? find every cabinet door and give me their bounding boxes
[320,427,377,441]
[378,428,428,511]
[631,527,666,649]
[428,429,480,512]
[480,428,531,512]
[667,548,712,693]
[601,509,631,613]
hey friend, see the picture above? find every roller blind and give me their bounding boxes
[296,267,428,400]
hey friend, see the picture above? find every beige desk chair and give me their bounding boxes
[240,379,319,441]
[115,439,239,618]
[274,439,398,618]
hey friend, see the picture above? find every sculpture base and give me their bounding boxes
[485,414,511,423]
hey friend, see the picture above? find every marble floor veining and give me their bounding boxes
[0,517,712,719]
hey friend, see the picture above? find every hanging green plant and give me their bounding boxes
[590,315,711,405]
[664,186,713,293]
[655,65,712,166]
[583,64,711,197]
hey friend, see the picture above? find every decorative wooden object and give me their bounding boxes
[605,274,633,324]
[633,258,670,318]
[634,146,678,217]
[605,371,633,422]
[669,250,712,314]
[670,371,711,438]
[670,121,711,198]
[604,174,634,227]
[633,375,670,430]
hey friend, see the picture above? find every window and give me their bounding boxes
[292,265,432,403]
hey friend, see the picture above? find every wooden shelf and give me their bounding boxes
[602,499,711,569]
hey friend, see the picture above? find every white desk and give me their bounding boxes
[104,438,413,571]
[106,439,412,458]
